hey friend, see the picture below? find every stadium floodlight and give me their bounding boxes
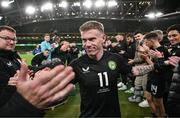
[59,1,68,8]
[145,13,155,19]
[41,2,53,12]
[95,0,105,8]
[107,0,117,7]
[0,16,3,20]
[1,0,14,8]
[25,6,36,15]
[145,12,163,19]
[83,0,92,9]
[73,2,80,7]
[155,12,163,17]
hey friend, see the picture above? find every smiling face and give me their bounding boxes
[81,29,105,60]
[167,30,180,45]
[60,41,70,51]
[134,33,144,41]
[115,34,124,42]
[0,29,17,51]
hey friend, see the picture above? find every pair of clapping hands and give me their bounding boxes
[132,56,179,77]
[138,45,163,59]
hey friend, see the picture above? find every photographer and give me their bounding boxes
[51,41,71,64]
[31,49,49,67]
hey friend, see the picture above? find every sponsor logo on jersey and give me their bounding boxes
[82,66,90,73]
[7,62,13,67]
[172,52,176,56]
[108,61,116,70]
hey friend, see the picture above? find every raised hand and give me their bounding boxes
[168,56,180,67]
[16,63,75,109]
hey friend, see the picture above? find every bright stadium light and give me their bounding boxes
[59,1,68,8]
[0,16,3,20]
[1,0,14,8]
[1,1,9,7]
[107,0,117,7]
[83,0,92,9]
[145,12,155,19]
[73,2,80,7]
[155,12,163,17]
[41,2,53,12]
[95,0,105,8]
[145,12,163,19]
[25,6,36,15]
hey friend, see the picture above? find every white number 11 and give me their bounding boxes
[98,72,109,87]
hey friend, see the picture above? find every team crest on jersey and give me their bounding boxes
[108,61,116,70]
[82,66,90,73]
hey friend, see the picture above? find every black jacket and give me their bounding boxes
[114,40,127,55]
[51,46,70,64]
[167,43,180,104]
[31,52,48,67]
[0,49,44,117]
[0,92,44,117]
[124,41,136,60]
[167,61,180,104]
[154,43,180,77]
[170,43,180,57]
[0,49,21,106]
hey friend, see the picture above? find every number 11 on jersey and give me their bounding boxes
[98,72,109,87]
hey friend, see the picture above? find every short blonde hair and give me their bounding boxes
[79,20,104,33]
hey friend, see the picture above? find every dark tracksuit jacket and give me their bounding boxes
[0,49,44,117]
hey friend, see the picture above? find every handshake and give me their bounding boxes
[8,58,75,110]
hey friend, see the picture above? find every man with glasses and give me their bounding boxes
[0,26,20,108]
[0,36,17,42]
[0,26,75,116]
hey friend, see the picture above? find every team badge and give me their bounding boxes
[108,61,116,70]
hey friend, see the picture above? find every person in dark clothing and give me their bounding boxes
[32,44,41,55]
[103,39,113,52]
[167,56,180,117]
[114,34,127,55]
[153,25,180,115]
[68,43,79,63]
[123,33,136,93]
[166,24,180,117]
[31,49,49,67]
[70,21,132,117]
[0,25,75,117]
[143,32,171,117]
[51,41,70,64]
[0,49,21,106]
[114,34,129,91]
[124,33,136,60]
